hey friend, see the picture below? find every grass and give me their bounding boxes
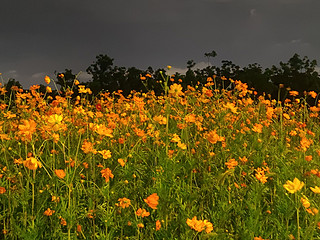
[1,72,320,239]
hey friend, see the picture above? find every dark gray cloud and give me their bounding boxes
[0,0,319,87]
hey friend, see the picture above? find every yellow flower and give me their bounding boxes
[118,158,126,167]
[301,197,310,208]
[44,75,51,84]
[186,216,213,233]
[310,186,320,194]
[46,86,52,93]
[23,157,42,170]
[283,178,304,194]
[168,83,183,97]
[177,141,187,150]
[98,150,112,159]
[171,134,181,143]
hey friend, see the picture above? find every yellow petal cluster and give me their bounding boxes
[283,178,304,194]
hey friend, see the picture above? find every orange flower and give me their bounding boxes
[155,220,161,231]
[225,159,238,169]
[301,197,310,208]
[76,224,82,233]
[255,167,268,184]
[0,186,6,194]
[140,75,146,80]
[137,223,144,228]
[177,141,187,150]
[305,155,312,162]
[309,91,317,98]
[47,114,63,132]
[144,193,159,209]
[44,75,51,84]
[254,237,265,240]
[118,158,126,167]
[171,134,181,143]
[252,123,263,133]
[18,119,37,141]
[23,157,42,170]
[136,208,150,217]
[44,208,55,216]
[51,196,60,202]
[300,137,313,152]
[83,162,89,169]
[55,169,66,179]
[224,102,238,114]
[289,91,299,97]
[100,168,114,183]
[59,216,67,226]
[153,115,167,125]
[46,86,52,93]
[239,156,248,163]
[81,139,97,154]
[186,216,213,233]
[168,83,183,97]
[204,220,213,233]
[185,114,196,123]
[206,130,225,144]
[94,124,113,137]
[98,150,112,159]
[116,197,131,208]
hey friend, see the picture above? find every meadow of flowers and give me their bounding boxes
[1,70,320,239]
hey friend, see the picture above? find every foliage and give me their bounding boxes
[1,71,320,239]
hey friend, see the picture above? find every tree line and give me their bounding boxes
[4,52,320,102]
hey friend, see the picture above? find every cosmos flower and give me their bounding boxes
[283,178,304,194]
[144,193,159,209]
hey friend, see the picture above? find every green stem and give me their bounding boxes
[296,193,300,240]
[32,170,36,228]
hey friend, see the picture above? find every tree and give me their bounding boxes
[55,69,76,90]
[204,50,217,66]
[4,78,22,91]
[267,53,320,94]
[237,63,276,95]
[185,60,196,87]
[86,54,119,94]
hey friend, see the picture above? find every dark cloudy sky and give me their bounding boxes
[1,0,319,88]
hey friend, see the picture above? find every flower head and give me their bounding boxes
[100,168,114,183]
[136,208,150,217]
[44,208,55,216]
[98,150,112,159]
[155,220,161,231]
[283,178,304,194]
[144,193,159,209]
[55,169,66,179]
[116,197,131,208]
[44,75,51,84]
[23,157,42,170]
[310,186,320,194]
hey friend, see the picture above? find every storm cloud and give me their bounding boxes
[0,0,319,87]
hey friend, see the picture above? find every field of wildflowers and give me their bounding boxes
[1,70,320,239]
